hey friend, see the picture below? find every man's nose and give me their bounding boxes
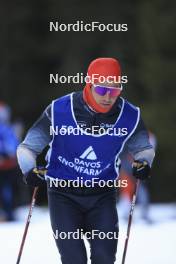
[104,91,111,100]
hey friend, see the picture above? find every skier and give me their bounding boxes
[0,102,19,221]
[17,58,155,264]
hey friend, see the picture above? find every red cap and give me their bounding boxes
[87,57,121,83]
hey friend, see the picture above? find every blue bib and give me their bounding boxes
[46,93,140,181]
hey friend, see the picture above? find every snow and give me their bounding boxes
[0,204,176,264]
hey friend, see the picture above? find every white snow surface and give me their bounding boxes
[0,204,176,264]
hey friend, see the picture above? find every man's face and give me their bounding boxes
[91,81,121,109]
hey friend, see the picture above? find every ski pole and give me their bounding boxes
[16,186,39,264]
[121,179,140,264]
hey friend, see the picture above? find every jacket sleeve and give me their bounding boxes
[124,117,155,166]
[17,104,52,174]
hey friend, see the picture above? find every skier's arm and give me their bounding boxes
[124,117,155,180]
[17,104,52,174]
[125,117,155,167]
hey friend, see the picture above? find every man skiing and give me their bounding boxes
[17,58,155,264]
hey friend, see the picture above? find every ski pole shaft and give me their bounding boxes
[121,179,140,264]
[16,186,39,264]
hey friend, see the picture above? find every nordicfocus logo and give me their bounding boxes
[58,146,103,176]
[80,146,97,160]
[50,125,128,136]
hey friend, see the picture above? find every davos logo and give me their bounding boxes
[79,146,97,160]
[57,146,103,176]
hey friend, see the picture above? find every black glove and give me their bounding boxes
[132,160,151,180]
[23,167,46,187]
